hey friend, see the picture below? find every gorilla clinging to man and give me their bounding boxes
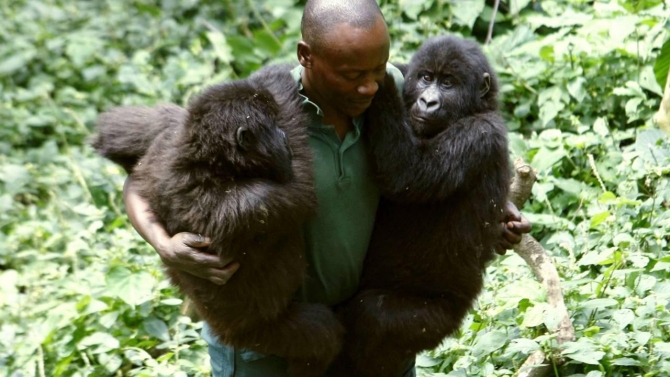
[333,35,511,376]
[93,65,344,377]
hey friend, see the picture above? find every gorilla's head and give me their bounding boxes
[185,82,293,183]
[404,36,499,138]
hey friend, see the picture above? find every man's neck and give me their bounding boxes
[301,70,353,140]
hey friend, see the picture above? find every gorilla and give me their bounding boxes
[92,65,343,377]
[334,36,511,376]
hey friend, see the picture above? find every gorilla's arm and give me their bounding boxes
[367,76,508,204]
[92,104,187,174]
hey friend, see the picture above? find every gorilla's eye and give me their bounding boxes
[441,78,453,88]
[421,73,434,83]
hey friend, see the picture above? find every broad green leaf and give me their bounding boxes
[471,330,507,358]
[399,0,431,20]
[612,309,635,329]
[77,332,120,354]
[143,317,170,342]
[579,298,619,310]
[0,49,37,76]
[105,267,155,306]
[590,211,610,228]
[531,147,566,173]
[593,118,609,136]
[612,358,641,366]
[451,0,485,29]
[608,16,638,43]
[206,30,233,65]
[521,304,545,328]
[654,38,670,89]
[567,77,587,102]
[640,66,663,96]
[563,349,605,365]
[415,354,441,367]
[505,338,540,355]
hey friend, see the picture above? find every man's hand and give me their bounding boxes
[156,232,240,285]
[124,177,239,285]
[496,201,531,255]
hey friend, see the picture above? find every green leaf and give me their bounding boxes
[471,330,507,358]
[567,77,587,102]
[590,211,610,228]
[612,309,635,329]
[505,338,540,355]
[611,358,641,366]
[399,0,432,20]
[654,38,670,89]
[206,30,233,65]
[77,332,120,354]
[579,298,619,310]
[563,348,605,365]
[640,66,663,96]
[451,0,485,29]
[531,147,566,173]
[105,267,155,306]
[521,303,546,328]
[144,317,170,342]
[0,49,37,76]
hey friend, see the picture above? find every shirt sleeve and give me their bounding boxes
[386,62,405,94]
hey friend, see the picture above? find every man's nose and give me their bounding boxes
[357,78,379,96]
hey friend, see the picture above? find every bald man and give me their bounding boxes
[122,0,529,376]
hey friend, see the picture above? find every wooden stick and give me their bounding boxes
[508,159,575,377]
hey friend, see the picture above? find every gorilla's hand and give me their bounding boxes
[157,232,240,285]
[495,201,531,255]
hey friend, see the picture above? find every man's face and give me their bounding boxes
[305,18,390,118]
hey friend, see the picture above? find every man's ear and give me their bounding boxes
[480,72,491,98]
[297,41,313,68]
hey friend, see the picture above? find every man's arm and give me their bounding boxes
[123,176,239,285]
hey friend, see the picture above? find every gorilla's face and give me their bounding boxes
[300,18,390,119]
[404,36,495,139]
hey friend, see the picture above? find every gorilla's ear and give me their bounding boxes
[480,73,491,98]
[236,127,249,150]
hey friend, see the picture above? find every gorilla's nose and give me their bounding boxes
[418,96,440,114]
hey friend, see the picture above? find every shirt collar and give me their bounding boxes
[290,65,364,134]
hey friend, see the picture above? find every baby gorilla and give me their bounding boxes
[334,36,511,376]
[93,66,343,377]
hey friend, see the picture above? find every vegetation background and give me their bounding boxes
[1,0,669,376]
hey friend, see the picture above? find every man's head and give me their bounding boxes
[298,0,390,118]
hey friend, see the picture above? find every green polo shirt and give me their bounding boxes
[291,64,404,306]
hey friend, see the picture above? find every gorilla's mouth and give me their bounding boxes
[410,112,436,125]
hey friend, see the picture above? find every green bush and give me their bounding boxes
[1,0,668,376]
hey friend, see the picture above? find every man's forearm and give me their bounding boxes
[123,176,169,250]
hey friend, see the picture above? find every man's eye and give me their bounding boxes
[343,72,361,80]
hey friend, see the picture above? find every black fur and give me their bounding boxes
[334,36,510,376]
[92,65,343,377]
[92,104,187,174]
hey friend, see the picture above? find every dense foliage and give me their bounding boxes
[1,0,669,376]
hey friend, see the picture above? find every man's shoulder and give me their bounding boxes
[386,63,405,94]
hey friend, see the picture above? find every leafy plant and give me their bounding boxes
[1,0,669,376]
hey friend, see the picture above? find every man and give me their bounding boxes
[123,0,530,376]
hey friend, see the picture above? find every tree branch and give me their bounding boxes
[508,159,575,377]
[486,0,501,45]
